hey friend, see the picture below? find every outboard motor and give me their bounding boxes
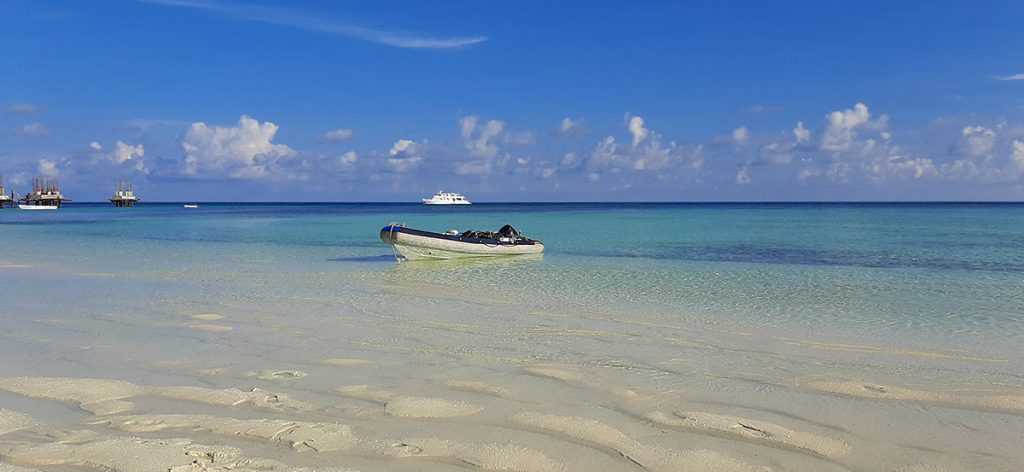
[497,225,521,237]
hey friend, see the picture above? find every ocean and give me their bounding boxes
[0,202,1021,471]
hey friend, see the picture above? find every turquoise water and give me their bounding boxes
[2,202,1022,355]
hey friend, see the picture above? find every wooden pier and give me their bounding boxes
[109,179,139,207]
[19,177,70,209]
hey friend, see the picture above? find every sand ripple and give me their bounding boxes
[644,410,850,457]
[0,432,357,471]
[0,377,310,415]
[807,380,1024,413]
[513,412,759,472]
[0,409,36,436]
[336,385,482,418]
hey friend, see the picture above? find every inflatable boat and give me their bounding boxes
[380,223,544,260]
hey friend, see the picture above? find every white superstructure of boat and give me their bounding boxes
[183,204,199,209]
[422,191,471,205]
[380,223,543,260]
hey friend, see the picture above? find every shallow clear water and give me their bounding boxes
[3,202,1022,353]
[1,202,1022,471]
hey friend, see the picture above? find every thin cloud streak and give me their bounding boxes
[993,73,1024,81]
[141,0,487,49]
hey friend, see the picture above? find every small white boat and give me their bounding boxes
[18,204,58,211]
[183,204,199,209]
[422,191,471,205]
[381,223,543,260]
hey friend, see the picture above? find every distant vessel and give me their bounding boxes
[19,176,70,210]
[18,204,58,211]
[422,191,471,205]
[0,175,13,209]
[183,204,199,209]
[109,180,139,207]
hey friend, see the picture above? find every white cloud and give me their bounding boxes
[993,73,1024,81]
[732,126,749,143]
[1013,140,1024,171]
[954,126,997,157]
[339,150,357,166]
[7,103,41,115]
[14,123,52,136]
[627,115,649,147]
[113,141,144,164]
[735,166,751,185]
[460,116,504,158]
[560,152,579,168]
[793,121,811,143]
[323,128,354,143]
[38,159,58,177]
[182,115,296,179]
[142,0,486,49]
[554,117,585,138]
[387,139,423,172]
[90,140,149,174]
[821,103,889,151]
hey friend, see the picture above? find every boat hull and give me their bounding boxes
[381,225,543,260]
[18,204,58,211]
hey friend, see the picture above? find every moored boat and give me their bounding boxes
[422,191,471,205]
[380,223,543,260]
[18,204,58,210]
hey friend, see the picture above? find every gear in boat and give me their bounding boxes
[380,223,544,260]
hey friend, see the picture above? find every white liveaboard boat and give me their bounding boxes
[422,191,471,205]
[381,223,543,260]
[18,204,58,211]
[183,204,199,209]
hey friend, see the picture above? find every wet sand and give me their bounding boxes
[0,261,1021,471]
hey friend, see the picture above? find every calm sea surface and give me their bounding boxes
[2,202,1022,355]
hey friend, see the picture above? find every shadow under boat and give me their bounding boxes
[388,251,544,271]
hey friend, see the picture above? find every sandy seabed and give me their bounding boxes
[0,261,1022,472]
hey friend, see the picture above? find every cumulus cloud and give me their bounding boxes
[735,166,751,185]
[387,139,423,172]
[13,123,52,136]
[7,104,41,115]
[38,159,59,177]
[1013,140,1024,169]
[339,150,357,166]
[627,115,649,147]
[553,117,585,139]
[953,126,997,157]
[585,116,698,179]
[460,116,504,158]
[732,126,749,143]
[821,103,889,151]
[91,140,148,174]
[182,115,296,179]
[323,128,354,142]
[793,121,811,144]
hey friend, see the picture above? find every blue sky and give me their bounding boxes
[2,0,1023,201]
